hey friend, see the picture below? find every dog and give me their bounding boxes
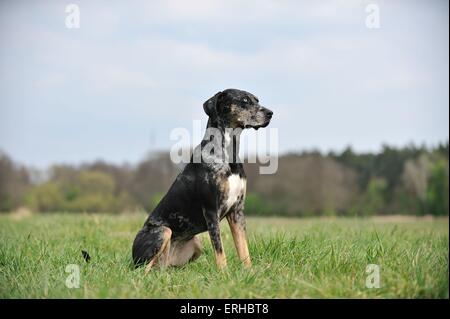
[132,88,273,272]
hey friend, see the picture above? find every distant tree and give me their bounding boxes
[83,161,134,197]
[130,152,180,211]
[0,152,30,212]
[27,169,135,213]
[253,154,359,216]
[333,146,375,190]
[436,141,449,159]
[2,143,449,216]
[360,178,388,215]
[27,181,64,212]
[401,154,429,214]
[426,158,449,215]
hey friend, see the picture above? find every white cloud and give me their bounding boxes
[0,0,447,167]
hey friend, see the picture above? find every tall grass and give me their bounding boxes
[0,214,448,298]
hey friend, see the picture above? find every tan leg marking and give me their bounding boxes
[144,226,172,274]
[227,215,252,268]
[207,228,227,269]
[214,250,227,269]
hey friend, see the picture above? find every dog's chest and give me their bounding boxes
[222,174,246,212]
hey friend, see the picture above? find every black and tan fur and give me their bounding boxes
[132,89,273,271]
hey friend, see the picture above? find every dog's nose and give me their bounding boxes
[265,109,273,117]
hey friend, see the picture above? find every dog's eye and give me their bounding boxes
[243,98,248,103]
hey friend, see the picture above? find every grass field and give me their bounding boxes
[0,213,448,298]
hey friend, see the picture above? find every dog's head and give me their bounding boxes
[203,89,273,130]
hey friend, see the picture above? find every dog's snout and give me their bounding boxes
[264,108,273,118]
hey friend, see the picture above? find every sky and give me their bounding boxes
[0,0,448,168]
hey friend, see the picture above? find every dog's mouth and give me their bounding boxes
[244,120,271,130]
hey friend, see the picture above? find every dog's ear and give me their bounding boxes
[203,91,222,118]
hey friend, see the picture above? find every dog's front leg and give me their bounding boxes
[204,211,227,269]
[226,208,252,268]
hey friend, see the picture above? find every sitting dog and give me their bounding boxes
[132,88,273,271]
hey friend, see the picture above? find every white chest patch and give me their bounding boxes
[225,174,246,210]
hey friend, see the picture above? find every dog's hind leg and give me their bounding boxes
[156,231,172,270]
[132,224,172,273]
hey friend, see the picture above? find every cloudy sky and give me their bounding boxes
[0,0,448,168]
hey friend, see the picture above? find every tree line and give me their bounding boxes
[0,142,448,216]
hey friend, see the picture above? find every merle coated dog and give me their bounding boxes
[132,89,273,272]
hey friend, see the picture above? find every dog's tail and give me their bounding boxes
[81,250,91,262]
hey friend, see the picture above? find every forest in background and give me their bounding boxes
[0,142,448,216]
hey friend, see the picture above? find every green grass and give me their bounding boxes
[0,213,448,298]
